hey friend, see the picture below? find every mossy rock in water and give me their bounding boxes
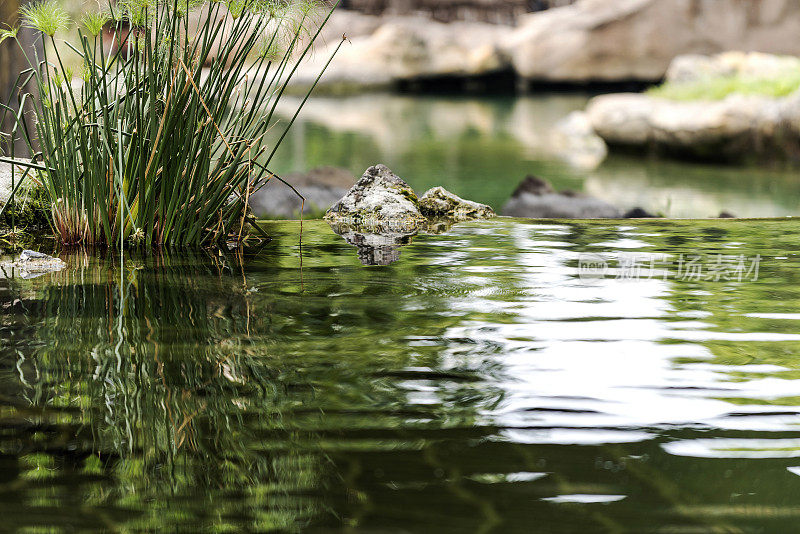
[324,164,426,230]
[418,186,495,221]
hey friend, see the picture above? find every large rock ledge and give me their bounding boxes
[585,52,800,163]
[587,91,800,162]
[291,1,800,92]
[504,0,800,85]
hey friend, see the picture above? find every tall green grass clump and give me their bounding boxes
[1,0,342,246]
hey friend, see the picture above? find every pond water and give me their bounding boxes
[2,218,800,531]
[272,94,800,218]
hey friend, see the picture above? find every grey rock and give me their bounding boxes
[324,164,426,229]
[502,175,621,219]
[325,165,499,264]
[284,166,357,189]
[249,184,348,219]
[249,167,356,218]
[418,186,495,221]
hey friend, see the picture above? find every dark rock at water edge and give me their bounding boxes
[624,207,659,218]
[502,175,621,219]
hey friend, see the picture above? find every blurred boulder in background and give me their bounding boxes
[585,52,800,163]
[291,12,509,93]
[666,52,800,84]
[502,175,621,218]
[301,0,800,92]
[249,167,356,218]
[504,0,800,85]
[549,111,608,170]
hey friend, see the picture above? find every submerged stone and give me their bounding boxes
[418,186,495,221]
[324,164,426,229]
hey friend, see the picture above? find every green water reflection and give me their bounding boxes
[272,94,800,217]
[3,219,800,531]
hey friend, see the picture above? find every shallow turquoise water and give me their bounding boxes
[271,94,800,218]
[3,218,800,531]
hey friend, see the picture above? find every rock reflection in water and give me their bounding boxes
[326,219,456,265]
[327,222,417,265]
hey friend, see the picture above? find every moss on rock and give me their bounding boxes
[418,186,495,221]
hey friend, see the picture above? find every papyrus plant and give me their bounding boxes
[1,0,342,246]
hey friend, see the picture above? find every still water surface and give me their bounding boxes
[273,94,800,218]
[2,218,800,531]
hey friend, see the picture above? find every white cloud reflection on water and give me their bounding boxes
[426,221,800,452]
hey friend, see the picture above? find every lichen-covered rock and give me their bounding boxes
[324,164,426,229]
[418,186,495,221]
